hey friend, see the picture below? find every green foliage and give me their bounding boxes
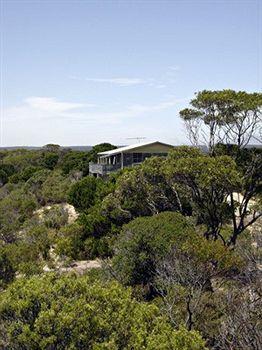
[88,143,117,163]
[0,164,15,186]
[55,222,86,260]
[9,165,40,183]
[0,189,38,243]
[0,169,8,186]
[41,152,59,170]
[112,212,195,287]
[60,151,89,175]
[41,170,72,203]
[3,149,43,172]
[0,247,15,288]
[206,145,262,244]
[112,211,240,292]
[42,144,61,153]
[78,205,113,259]
[68,176,102,211]
[24,169,51,204]
[0,274,206,349]
[167,146,204,161]
[165,155,241,240]
[2,224,52,276]
[111,157,181,218]
[180,90,262,151]
[0,139,259,349]
[39,205,69,229]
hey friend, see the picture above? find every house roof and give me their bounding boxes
[98,141,174,157]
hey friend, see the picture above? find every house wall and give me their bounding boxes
[122,143,174,154]
[95,143,174,172]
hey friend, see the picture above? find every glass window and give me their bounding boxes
[133,153,143,163]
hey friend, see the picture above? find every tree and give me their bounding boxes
[41,152,59,170]
[155,241,240,334]
[167,146,204,161]
[9,165,40,183]
[180,90,262,153]
[216,288,262,349]
[60,151,89,175]
[42,144,61,153]
[112,212,196,289]
[67,176,102,211]
[0,170,8,187]
[0,274,207,350]
[0,247,15,288]
[215,229,262,349]
[0,164,15,186]
[25,169,51,204]
[228,150,262,245]
[3,225,51,276]
[165,154,241,243]
[88,143,117,163]
[214,145,262,246]
[110,157,181,219]
[218,91,262,148]
[55,222,86,260]
[2,149,42,172]
[41,170,72,203]
[0,189,37,243]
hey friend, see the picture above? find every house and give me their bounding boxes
[89,141,174,176]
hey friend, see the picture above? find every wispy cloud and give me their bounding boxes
[24,97,92,113]
[4,96,185,124]
[2,96,187,146]
[70,66,181,88]
[168,65,181,71]
[4,97,95,122]
[84,77,146,86]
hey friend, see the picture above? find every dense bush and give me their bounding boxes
[0,274,207,350]
[60,151,89,175]
[41,152,59,170]
[112,212,195,287]
[0,247,15,288]
[0,189,38,243]
[68,176,101,211]
[55,222,86,260]
[9,165,41,183]
[112,212,240,294]
[0,134,261,348]
[41,170,72,203]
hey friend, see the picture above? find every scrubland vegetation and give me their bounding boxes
[0,90,261,349]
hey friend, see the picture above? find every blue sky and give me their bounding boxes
[1,0,261,146]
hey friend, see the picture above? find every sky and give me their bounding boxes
[1,0,261,146]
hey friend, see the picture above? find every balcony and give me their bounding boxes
[89,163,121,176]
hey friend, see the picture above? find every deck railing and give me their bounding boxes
[89,163,121,175]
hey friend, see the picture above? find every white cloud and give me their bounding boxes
[4,96,184,124]
[168,65,181,71]
[24,97,90,113]
[84,77,146,86]
[2,96,187,146]
[70,66,181,89]
[4,97,96,122]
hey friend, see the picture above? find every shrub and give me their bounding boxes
[0,274,207,349]
[68,176,100,211]
[112,212,195,287]
[41,170,71,203]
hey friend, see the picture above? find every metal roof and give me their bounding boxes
[98,141,174,157]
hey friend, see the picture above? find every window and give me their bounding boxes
[133,153,143,163]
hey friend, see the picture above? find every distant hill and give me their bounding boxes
[0,146,93,151]
[0,144,260,152]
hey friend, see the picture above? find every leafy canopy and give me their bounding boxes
[0,274,206,350]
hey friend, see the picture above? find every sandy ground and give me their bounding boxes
[43,259,102,274]
[34,203,79,223]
